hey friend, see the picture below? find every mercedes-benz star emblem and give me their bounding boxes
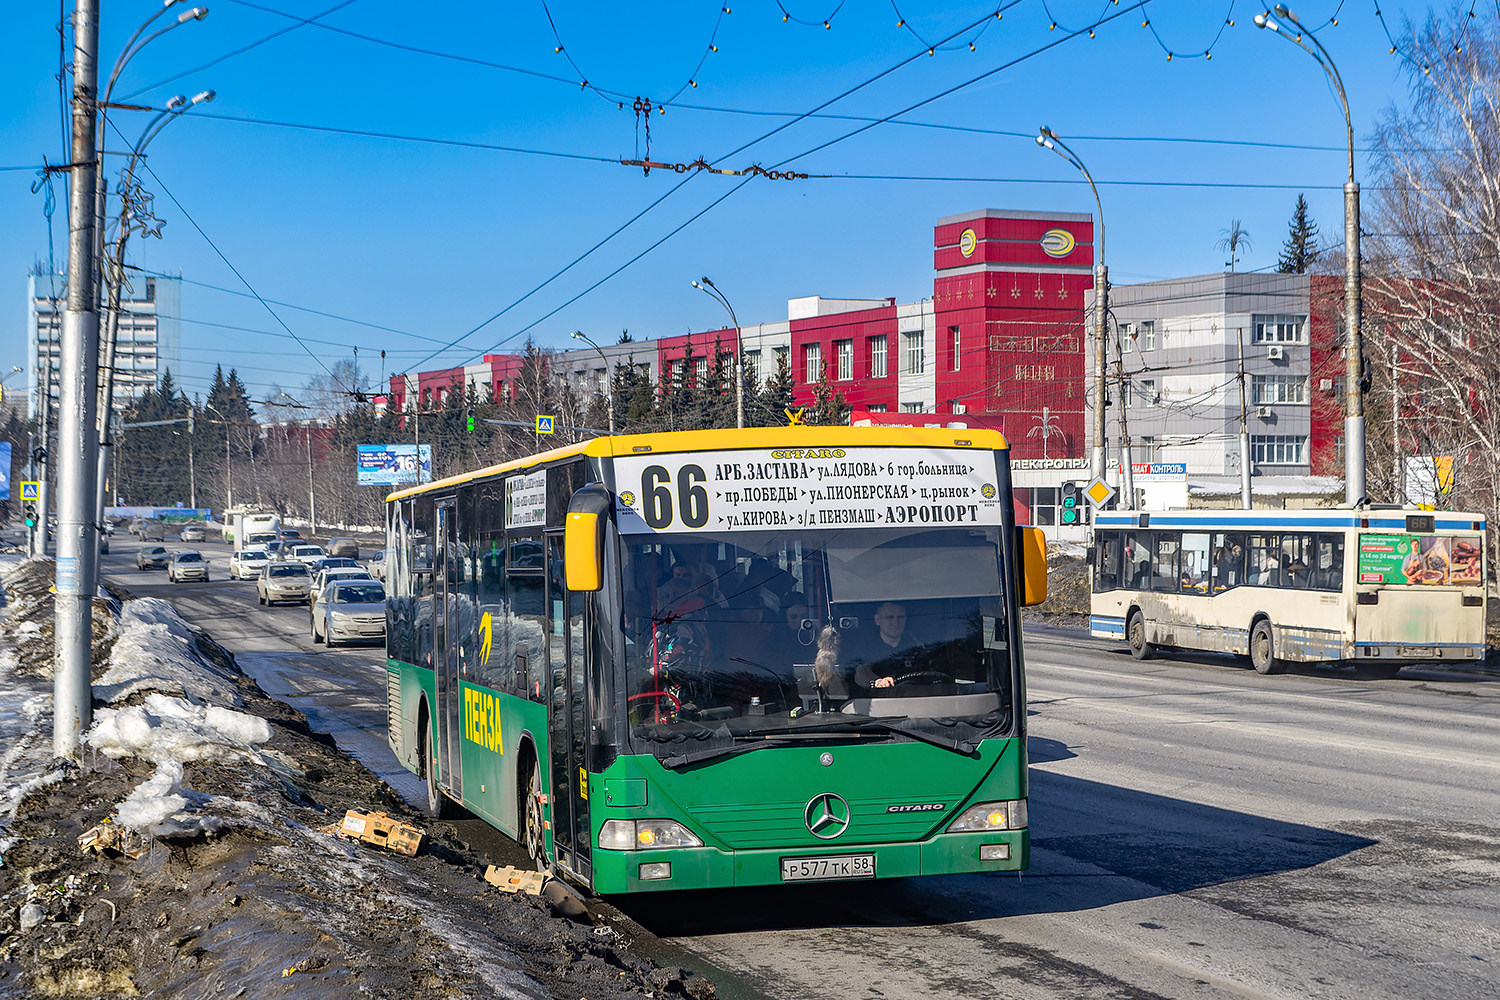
[804,793,851,839]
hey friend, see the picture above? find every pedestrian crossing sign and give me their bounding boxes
[535,415,555,435]
[20,481,40,502]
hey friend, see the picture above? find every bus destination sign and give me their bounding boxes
[612,447,1004,534]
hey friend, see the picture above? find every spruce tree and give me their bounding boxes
[1277,194,1321,274]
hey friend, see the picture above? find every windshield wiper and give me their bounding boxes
[661,731,880,769]
[848,719,979,756]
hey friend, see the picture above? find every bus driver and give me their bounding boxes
[855,602,923,690]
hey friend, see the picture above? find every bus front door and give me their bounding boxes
[546,532,591,884]
[434,500,463,803]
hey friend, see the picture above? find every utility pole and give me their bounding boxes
[1238,328,1252,509]
[1391,343,1401,505]
[36,361,53,556]
[1113,319,1135,509]
[55,0,102,758]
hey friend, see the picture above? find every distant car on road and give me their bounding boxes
[178,524,208,542]
[137,519,166,541]
[327,537,361,559]
[308,556,361,577]
[167,550,210,583]
[277,528,303,541]
[228,548,271,580]
[365,548,387,581]
[257,561,312,606]
[125,517,144,536]
[312,565,371,596]
[136,545,170,570]
[288,543,326,565]
[311,579,387,646]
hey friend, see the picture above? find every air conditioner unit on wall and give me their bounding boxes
[1319,378,1334,392]
[1267,345,1286,360]
[1257,406,1273,418]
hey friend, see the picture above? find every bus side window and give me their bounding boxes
[1314,534,1344,590]
[1126,532,1153,590]
[1282,534,1313,588]
[1095,532,1121,592]
[1248,534,1279,586]
[1212,533,1247,592]
[1180,533,1210,594]
[1152,534,1179,592]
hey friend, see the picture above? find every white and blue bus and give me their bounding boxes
[1090,508,1487,676]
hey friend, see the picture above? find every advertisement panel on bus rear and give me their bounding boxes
[1357,533,1483,586]
[612,447,1003,534]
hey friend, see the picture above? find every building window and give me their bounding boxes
[1029,487,1058,526]
[836,339,853,381]
[867,404,888,413]
[1251,434,1307,464]
[805,343,822,383]
[868,336,887,378]
[1137,377,1159,404]
[950,325,961,371]
[900,401,924,413]
[902,331,925,375]
[1139,321,1156,351]
[1252,374,1307,404]
[1251,314,1306,344]
[744,350,761,383]
[1120,322,1134,353]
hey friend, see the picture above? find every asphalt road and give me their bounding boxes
[105,534,1500,1000]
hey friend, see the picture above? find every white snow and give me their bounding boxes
[86,692,270,765]
[94,597,243,707]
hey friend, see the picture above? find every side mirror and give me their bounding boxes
[1017,525,1048,607]
[564,486,612,592]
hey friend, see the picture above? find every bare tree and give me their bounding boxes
[1364,5,1500,576]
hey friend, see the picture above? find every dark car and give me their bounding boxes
[277,528,303,541]
[327,537,360,559]
[136,545,170,570]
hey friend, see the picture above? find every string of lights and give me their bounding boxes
[1373,0,1485,75]
[775,0,848,29]
[539,0,730,110]
[888,2,1004,52]
[1136,0,1238,61]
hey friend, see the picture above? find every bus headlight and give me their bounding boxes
[946,799,1027,833]
[599,819,703,851]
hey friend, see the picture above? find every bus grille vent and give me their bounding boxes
[386,669,402,753]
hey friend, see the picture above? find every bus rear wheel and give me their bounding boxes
[521,759,545,869]
[1250,620,1285,675]
[1127,611,1155,660]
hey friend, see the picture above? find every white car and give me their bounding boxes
[312,566,372,594]
[229,548,271,580]
[167,550,210,583]
[311,579,387,647]
[289,543,326,565]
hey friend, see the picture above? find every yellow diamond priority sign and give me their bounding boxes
[1084,476,1116,510]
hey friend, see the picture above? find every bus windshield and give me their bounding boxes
[621,526,1014,762]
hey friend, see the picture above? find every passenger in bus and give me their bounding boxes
[854,602,923,690]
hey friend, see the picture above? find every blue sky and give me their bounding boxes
[0,0,1464,408]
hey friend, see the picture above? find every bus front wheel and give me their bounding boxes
[1127,611,1155,660]
[1250,620,1286,675]
[421,710,461,819]
[521,759,545,869]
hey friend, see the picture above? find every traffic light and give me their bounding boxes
[466,413,475,433]
[23,504,37,530]
[1060,481,1081,525]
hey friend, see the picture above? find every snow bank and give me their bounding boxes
[86,692,270,765]
[94,597,242,707]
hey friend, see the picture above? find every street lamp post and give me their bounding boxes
[205,402,232,511]
[571,331,615,435]
[1037,126,1134,505]
[1255,4,1365,503]
[278,393,316,536]
[95,90,216,545]
[692,277,745,429]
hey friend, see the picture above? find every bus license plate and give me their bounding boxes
[780,854,875,882]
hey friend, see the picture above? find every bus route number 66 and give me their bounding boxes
[642,464,710,529]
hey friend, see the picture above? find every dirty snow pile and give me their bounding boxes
[83,598,274,837]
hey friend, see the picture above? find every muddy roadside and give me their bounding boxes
[0,560,716,1000]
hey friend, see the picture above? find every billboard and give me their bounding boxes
[357,444,433,486]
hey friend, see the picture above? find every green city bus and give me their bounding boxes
[384,425,1046,893]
